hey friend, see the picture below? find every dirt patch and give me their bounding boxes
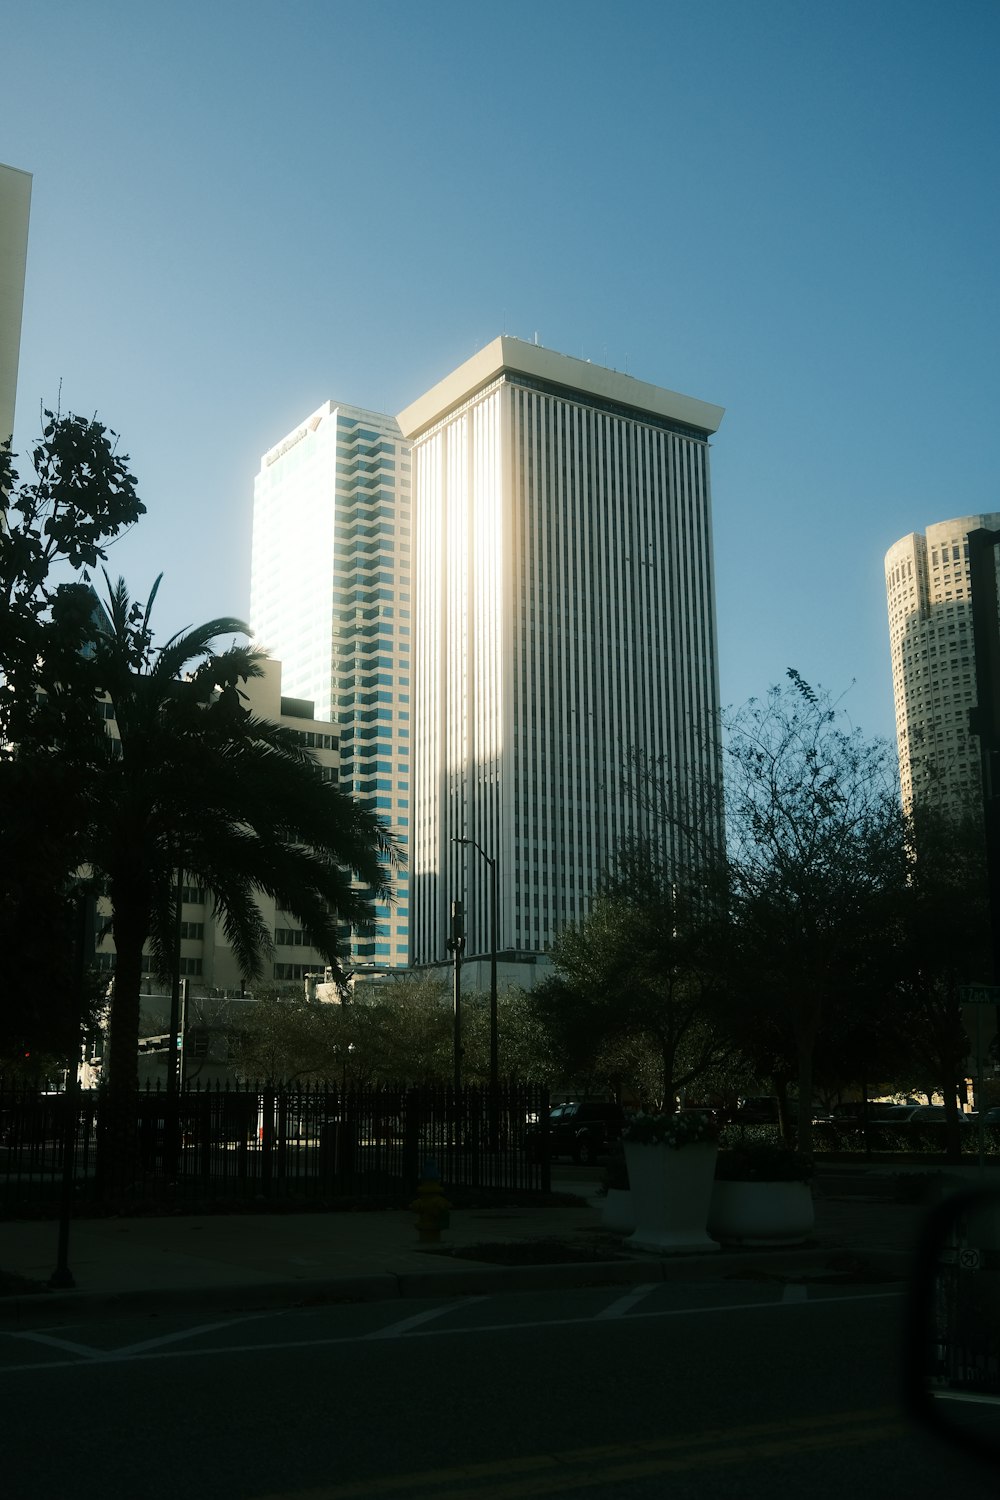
[726,1254,903,1287]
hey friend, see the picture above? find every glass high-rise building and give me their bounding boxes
[251,402,411,970]
[397,337,725,980]
[885,513,1000,815]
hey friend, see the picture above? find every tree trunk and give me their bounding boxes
[773,1074,793,1146]
[661,1038,676,1114]
[943,1083,962,1165]
[98,888,147,1203]
[795,1018,818,1156]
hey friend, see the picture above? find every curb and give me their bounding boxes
[0,1273,402,1327]
[0,1259,673,1326]
[0,1244,913,1328]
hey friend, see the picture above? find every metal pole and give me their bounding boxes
[179,977,189,1090]
[447,899,464,1098]
[165,863,184,1182]
[452,837,499,1096]
[453,945,461,1099]
[488,856,499,1153]
[167,864,184,1097]
[489,854,498,1096]
[50,889,95,1289]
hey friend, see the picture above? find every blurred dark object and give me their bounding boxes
[905,1187,1000,1465]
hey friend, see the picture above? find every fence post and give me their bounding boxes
[540,1087,551,1195]
[199,1083,213,1186]
[275,1092,289,1184]
[261,1088,275,1198]
[403,1088,421,1197]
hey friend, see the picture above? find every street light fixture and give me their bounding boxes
[452,837,499,1106]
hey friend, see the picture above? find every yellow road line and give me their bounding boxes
[252,1407,903,1500]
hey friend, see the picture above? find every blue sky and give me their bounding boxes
[6,0,998,748]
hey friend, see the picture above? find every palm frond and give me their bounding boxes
[153,618,251,681]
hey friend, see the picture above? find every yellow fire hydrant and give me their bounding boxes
[410,1162,451,1243]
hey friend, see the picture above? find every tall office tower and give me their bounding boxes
[0,163,32,445]
[886,513,1000,815]
[397,337,725,981]
[251,403,411,970]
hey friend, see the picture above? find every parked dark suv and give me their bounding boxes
[527,1100,626,1166]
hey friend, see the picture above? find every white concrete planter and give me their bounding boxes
[623,1141,719,1255]
[601,1187,634,1233]
[708,1180,815,1247]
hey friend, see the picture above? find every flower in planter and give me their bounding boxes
[622,1110,719,1149]
[714,1143,814,1183]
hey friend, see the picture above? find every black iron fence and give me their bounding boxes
[0,1079,551,1212]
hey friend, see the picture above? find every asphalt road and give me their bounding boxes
[2,1278,997,1500]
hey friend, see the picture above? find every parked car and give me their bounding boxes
[907,1105,976,1127]
[526,1100,626,1166]
[828,1101,919,1127]
[729,1096,782,1125]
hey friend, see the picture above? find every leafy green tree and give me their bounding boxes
[1,413,144,1063]
[720,673,903,1152]
[524,975,664,1103]
[223,976,567,1092]
[79,575,397,1196]
[224,976,455,1089]
[0,412,143,750]
[625,673,905,1150]
[887,799,991,1159]
[538,842,733,1111]
[227,988,341,1084]
[342,975,454,1085]
[460,986,562,1086]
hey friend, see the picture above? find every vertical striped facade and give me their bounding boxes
[251,403,411,970]
[400,340,724,970]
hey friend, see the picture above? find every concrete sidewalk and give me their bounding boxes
[0,1167,962,1324]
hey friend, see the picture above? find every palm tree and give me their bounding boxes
[88,575,398,1197]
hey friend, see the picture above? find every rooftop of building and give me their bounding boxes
[396,335,725,441]
[885,513,1000,566]
[259,401,403,469]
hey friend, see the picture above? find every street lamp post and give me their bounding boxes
[446,899,465,1098]
[167,863,183,1094]
[453,838,499,1143]
[50,887,95,1289]
[452,838,498,1093]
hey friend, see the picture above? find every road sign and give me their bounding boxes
[959,986,1000,1005]
[959,1248,982,1271]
